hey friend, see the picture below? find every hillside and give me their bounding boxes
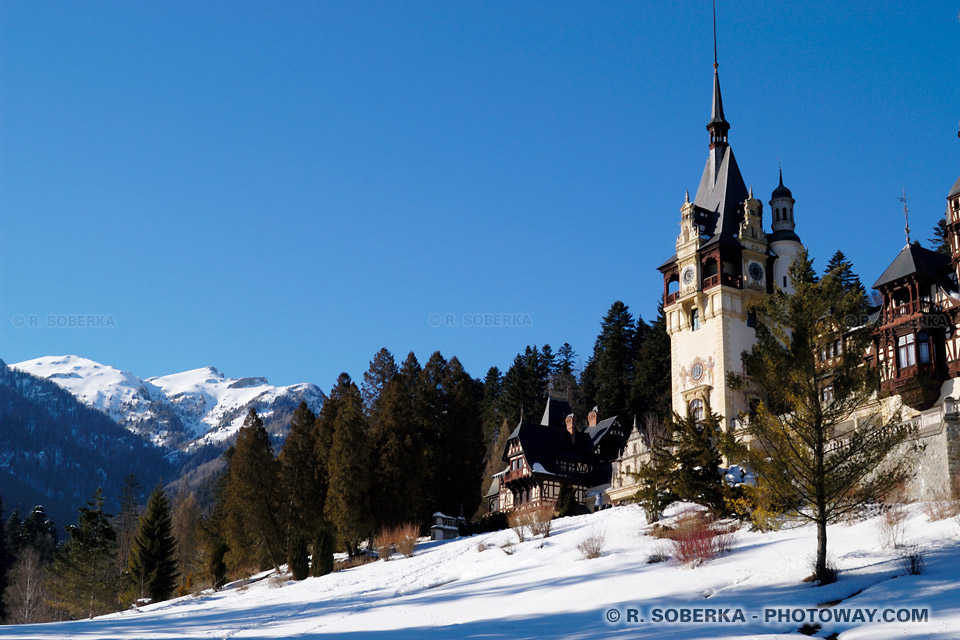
[1,504,958,639]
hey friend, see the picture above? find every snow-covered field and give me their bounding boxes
[2,504,959,639]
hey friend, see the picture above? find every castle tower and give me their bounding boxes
[769,169,804,293]
[658,58,803,430]
[945,122,960,284]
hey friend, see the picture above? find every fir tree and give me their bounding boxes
[123,484,179,605]
[632,298,672,424]
[278,402,322,551]
[47,488,120,619]
[587,301,640,424]
[323,375,373,554]
[930,218,950,255]
[361,348,398,416]
[222,409,284,573]
[115,474,141,572]
[732,249,918,583]
[824,250,865,294]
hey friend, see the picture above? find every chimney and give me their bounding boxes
[588,406,599,428]
[565,413,576,442]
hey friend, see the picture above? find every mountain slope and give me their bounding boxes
[0,360,173,526]
[11,356,325,451]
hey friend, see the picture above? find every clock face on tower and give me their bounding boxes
[682,266,695,285]
[748,262,764,283]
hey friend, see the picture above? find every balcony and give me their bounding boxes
[884,300,937,324]
[503,467,531,484]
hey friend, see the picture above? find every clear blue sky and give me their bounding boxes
[2,1,959,389]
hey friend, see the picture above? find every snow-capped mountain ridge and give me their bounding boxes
[11,355,324,451]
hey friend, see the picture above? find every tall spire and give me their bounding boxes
[706,0,729,149]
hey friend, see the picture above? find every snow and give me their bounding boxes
[2,504,959,639]
[11,355,323,450]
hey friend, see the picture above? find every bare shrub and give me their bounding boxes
[500,541,515,555]
[508,510,534,543]
[805,555,837,585]
[899,546,925,575]
[577,528,606,559]
[335,555,376,572]
[268,573,287,588]
[395,523,419,558]
[668,512,736,566]
[529,503,554,538]
[476,542,490,552]
[922,491,960,522]
[646,547,669,564]
[373,527,393,561]
[877,501,908,549]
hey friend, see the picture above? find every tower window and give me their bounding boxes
[690,309,700,331]
[917,331,931,364]
[689,398,705,422]
[897,333,916,369]
[747,310,757,328]
[783,276,787,287]
[775,208,780,221]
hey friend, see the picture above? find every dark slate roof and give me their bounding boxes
[767,229,802,244]
[949,175,960,199]
[583,416,620,449]
[872,242,952,289]
[709,67,727,127]
[502,422,595,473]
[771,168,792,200]
[693,144,749,242]
[540,397,573,428]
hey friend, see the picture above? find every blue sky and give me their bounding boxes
[1,1,959,389]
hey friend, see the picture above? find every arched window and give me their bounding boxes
[689,398,705,422]
[917,331,931,364]
[690,308,700,331]
[775,208,780,221]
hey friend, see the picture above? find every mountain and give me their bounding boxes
[11,356,325,452]
[0,359,173,526]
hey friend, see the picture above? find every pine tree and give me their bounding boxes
[323,375,373,554]
[434,356,485,518]
[123,484,179,605]
[732,249,918,584]
[501,346,551,426]
[548,343,581,409]
[278,402,322,551]
[47,488,120,619]
[361,348,398,416]
[171,490,201,594]
[221,409,284,573]
[930,218,950,255]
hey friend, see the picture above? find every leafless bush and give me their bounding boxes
[476,542,490,552]
[668,512,736,566]
[373,527,393,561]
[877,501,908,549]
[899,546,925,575]
[395,523,419,557]
[577,528,606,559]
[500,541,515,555]
[646,547,669,564]
[268,573,287,588]
[508,510,534,543]
[529,503,554,538]
[922,492,960,521]
[334,555,376,571]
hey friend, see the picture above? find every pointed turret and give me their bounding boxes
[707,65,730,149]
